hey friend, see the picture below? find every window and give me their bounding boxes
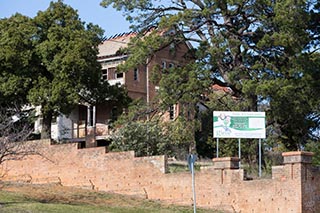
[169,105,175,120]
[187,104,192,120]
[115,72,123,79]
[88,106,94,127]
[168,63,175,68]
[111,106,118,121]
[133,68,139,81]
[161,61,166,69]
[102,69,108,80]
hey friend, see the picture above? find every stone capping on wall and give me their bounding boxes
[137,155,168,174]
[212,157,240,169]
[282,151,314,164]
[26,139,167,174]
[5,140,320,212]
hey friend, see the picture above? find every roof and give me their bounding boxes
[211,84,232,93]
[98,28,193,59]
[98,32,137,58]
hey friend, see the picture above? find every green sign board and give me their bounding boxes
[213,111,266,139]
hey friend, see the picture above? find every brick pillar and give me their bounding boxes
[282,151,313,165]
[212,157,241,184]
[282,151,314,180]
[85,105,97,148]
[282,151,315,213]
[213,157,240,170]
[85,126,97,148]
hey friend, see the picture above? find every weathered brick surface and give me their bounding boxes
[281,152,320,213]
[1,140,319,212]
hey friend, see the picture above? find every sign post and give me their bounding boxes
[216,138,219,158]
[259,138,262,177]
[188,154,197,213]
[238,138,241,167]
[213,111,266,176]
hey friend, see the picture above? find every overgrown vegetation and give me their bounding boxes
[110,100,196,159]
[101,0,320,166]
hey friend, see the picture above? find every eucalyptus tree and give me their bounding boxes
[101,0,320,151]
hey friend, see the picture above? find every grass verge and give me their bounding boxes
[0,182,219,213]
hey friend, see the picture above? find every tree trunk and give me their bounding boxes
[41,110,53,139]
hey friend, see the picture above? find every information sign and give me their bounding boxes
[213,111,266,139]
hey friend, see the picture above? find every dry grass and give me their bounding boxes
[0,182,219,213]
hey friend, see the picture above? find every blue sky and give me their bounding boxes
[0,0,131,37]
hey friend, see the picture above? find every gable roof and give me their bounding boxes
[98,32,137,59]
[98,28,193,60]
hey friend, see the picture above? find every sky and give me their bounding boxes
[0,0,131,37]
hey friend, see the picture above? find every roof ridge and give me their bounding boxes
[103,31,136,41]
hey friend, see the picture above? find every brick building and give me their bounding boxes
[34,31,192,146]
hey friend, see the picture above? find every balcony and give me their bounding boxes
[70,121,112,141]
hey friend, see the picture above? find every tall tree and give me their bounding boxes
[0,1,129,139]
[30,1,103,139]
[101,0,320,151]
[0,14,36,109]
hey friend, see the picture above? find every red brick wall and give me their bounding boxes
[1,140,319,212]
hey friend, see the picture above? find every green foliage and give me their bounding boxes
[110,119,173,157]
[29,1,104,116]
[305,140,320,166]
[0,14,36,108]
[195,109,215,159]
[158,63,209,109]
[101,0,320,154]
[81,81,131,107]
[113,98,150,125]
[110,102,195,158]
[0,1,129,139]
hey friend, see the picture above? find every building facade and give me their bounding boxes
[35,31,191,146]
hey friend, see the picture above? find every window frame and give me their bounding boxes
[115,72,124,79]
[169,105,175,120]
[102,69,108,81]
[133,68,139,81]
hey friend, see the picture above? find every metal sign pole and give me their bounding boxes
[259,138,262,177]
[216,138,219,158]
[192,158,196,213]
[238,138,241,167]
[188,154,197,213]
[213,111,266,177]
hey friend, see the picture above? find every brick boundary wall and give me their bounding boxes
[1,139,320,212]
